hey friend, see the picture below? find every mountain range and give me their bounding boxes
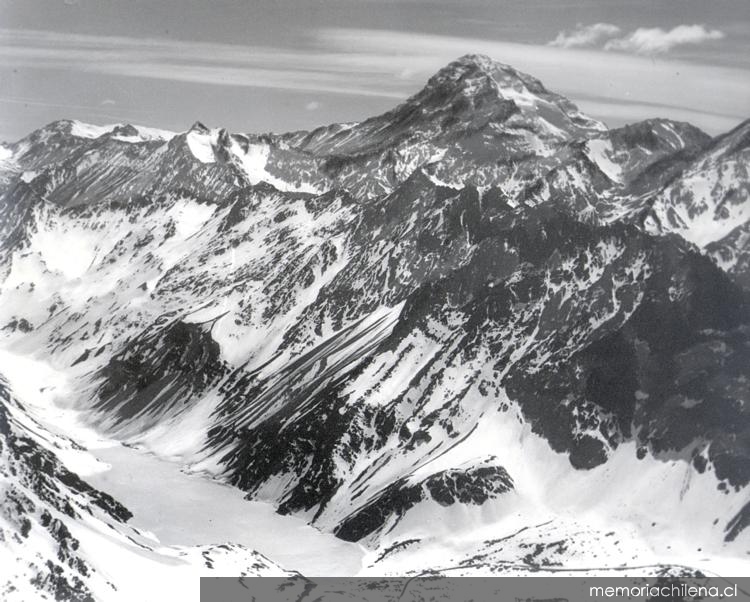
[0,54,748,600]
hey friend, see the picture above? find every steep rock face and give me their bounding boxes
[0,182,40,252]
[94,318,229,430]
[335,459,513,542]
[505,247,750,482]
[0,55,748,577]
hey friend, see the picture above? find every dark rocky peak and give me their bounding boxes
[216,128,231,145]
[213,128,234,162]
[629,117,747,193]
[610,118,710,154]
[420,54,605,137]
[10,119,77,149]
[7,120,104,170]
[179,123,234,163]
[367,167,442,212]
[27,118,75,136]
[231,132,251,154]
[110,123,140,138]
[397,57,520,129]
[188,120,211,135]
[167,121,214,155]
[602,119,713,191]
[426,54,546,98]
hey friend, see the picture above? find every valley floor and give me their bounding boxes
[87,445,364,575]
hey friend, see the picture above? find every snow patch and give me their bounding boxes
[70,121,115,139]
[165,198,217,239]
[186,130,217,163]
[229,138,322,194]
[133,125,177,142]
[586,138,623,183]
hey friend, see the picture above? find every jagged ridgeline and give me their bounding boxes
[0,54,749,585]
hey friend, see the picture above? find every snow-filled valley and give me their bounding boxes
[0,350,363,579]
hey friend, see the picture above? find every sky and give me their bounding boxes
[0,0,748,141]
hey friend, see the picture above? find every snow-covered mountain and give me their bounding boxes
[1,55,749,597]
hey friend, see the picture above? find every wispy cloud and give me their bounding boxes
[0,28,406,100]
[549,23,726,55]
[0,27,747,134]
[548,23,621,49]
[0,94,144,115]
[604,25,725,55]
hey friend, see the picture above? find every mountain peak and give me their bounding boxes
[411,54,605,139]
[289,56,606,157]
[432,54,546,95]
[451,53,506,72]
[189,121,211,134]
[110,123,140,138]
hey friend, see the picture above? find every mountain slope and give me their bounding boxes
[640,119,750,249]
[0,54,748,593]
